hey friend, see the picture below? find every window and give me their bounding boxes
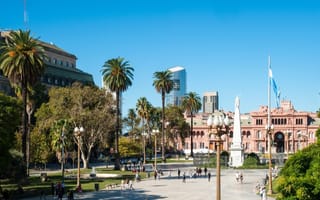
[296,118,303,125]
[256,119,263,125]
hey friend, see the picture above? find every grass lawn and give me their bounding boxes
[0,167,145,199]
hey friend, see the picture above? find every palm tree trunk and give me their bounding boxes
[161,91,165,162]
[114,91,121,170]
[22,81,28,176]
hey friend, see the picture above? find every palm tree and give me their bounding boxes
[181,92,202,157]
[153,70,173,161]
[0,30,46,172]
[136,97,152,164]
[123,108,140,140]
[101,57,134,169]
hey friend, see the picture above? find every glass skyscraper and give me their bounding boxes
[166,66,186,106]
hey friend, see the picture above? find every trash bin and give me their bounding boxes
[94,183,99,191]
[40,173,47,182]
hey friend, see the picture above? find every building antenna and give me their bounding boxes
[23,0,28,30]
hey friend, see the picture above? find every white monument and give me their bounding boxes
[229,96,244,167]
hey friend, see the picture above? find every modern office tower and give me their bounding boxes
[0,30,94,95]
[166,66,186,106]
[203,91,219,113]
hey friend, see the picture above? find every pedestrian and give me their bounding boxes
[154,170,157,180]
[51,182,55,197]
[240,172,244,183]
[178,168,181,178]
[182,172,186,183]
[67,190,74,200]
[204,167,207,176]
[129,180,134,190]
[260,186,267,200]
[208,172,211,182]
[235,172,239,182]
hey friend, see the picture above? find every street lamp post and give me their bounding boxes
[74,126,84,189]
[207,112,230,200]
[142,132,148,165]
[152,129,159,170]
[265,124,274,195]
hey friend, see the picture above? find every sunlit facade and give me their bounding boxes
[179,100,319,158]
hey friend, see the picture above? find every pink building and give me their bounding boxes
[180,100,319,157]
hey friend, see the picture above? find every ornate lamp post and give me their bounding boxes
[152,129,159,170]
[207,112,230,200]
[74,126,84,189]
[265,124,274,195]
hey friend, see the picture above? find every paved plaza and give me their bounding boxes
[23,168,275,200]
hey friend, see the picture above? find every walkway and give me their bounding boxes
[23,168,275,200]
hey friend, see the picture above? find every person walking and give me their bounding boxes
[208,172,211,182]
[182,172,186,183]
[178,168,181,179]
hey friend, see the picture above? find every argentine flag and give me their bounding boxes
[268,68,280,107]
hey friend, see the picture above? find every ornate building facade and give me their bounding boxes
[181,100,319,158]
[0,30,94,95]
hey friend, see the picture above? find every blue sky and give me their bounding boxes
[1,0,320,115]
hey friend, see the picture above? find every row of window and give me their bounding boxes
[45,57,75,68]
[41,76,73,87]
[184,142,206,149]
[255,118,304,125]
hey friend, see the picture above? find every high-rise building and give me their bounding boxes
[203,91,219,113]
[166,66,186,106]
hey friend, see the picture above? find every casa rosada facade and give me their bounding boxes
[180,100,319,156]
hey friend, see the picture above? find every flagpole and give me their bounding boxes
[267,56,273,195]
[268,56,271,127]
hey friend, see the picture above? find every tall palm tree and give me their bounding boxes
[101,57,134,169]
[136,97,152,164]
[153,70,173,161]
[0,30,46,171]
[181,92,202,157]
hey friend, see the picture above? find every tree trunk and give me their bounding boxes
[114,90,121,170]
[21,81,28,176]
[161,91,166,162]
[83,150,88,169]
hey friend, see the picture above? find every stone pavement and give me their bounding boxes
[22,168,275,200]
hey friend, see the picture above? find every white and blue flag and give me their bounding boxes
[268,68,280,107]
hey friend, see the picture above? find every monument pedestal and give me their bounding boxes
[229,145,244,167]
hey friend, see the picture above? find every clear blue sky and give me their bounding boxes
[1,0,320,115]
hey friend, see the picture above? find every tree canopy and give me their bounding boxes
[274,140,320,200]
[33,83,116,168]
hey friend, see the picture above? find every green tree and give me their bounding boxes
[119,137,141,157]
[181,92,202,157]
[165,105,189,151]
[34,83,116,168]
[101,57,134,169]
[136,97,153,164]
[123,108,140,140]
[0,93,22,177]
[153,70,173,161]
[0,30,46,168]
[274,141,320,200]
